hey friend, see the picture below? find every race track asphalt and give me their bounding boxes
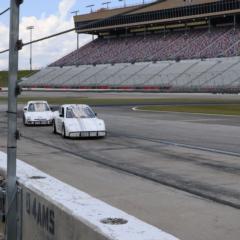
[0,94,240,240]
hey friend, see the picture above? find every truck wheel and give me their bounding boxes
[53,121,57,134]
[61,125,66,138]
[23,115,27,126]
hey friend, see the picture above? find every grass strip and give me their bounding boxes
[0,70,38,87]
[138,104,240,116]
[0,96,240,107]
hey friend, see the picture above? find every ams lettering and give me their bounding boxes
[26,192,55,235]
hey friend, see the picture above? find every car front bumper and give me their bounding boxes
[26,119,53,125]
[69,131,106,138]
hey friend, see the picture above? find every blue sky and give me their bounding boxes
[1,0,59,24]
[0,0,146,70]
[1,0,142,23]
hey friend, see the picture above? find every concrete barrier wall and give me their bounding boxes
[0,151,179,240]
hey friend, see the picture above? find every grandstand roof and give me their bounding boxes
[75,0,217,22]
[74,6,137,22]
[74,0,240,34]
[133,0,217,14]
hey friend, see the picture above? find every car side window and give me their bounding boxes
[59,107,64,118]
[84,107,96,118]
[44,104,50,111]
[28,103,35,112]
[66,109,74,118]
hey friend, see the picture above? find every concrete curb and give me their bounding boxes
[0,151,179,240]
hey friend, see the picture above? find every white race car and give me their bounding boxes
[23,100,54,126]
[53,104,106,138]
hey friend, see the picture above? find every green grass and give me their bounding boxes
[0,97,240,106]
[0,70,38,87]
[138,104,240,116]
[0,96,186,105]
[1,96,240,115]
[0,96,167,105]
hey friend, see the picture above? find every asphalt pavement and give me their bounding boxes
[0,101,240,240]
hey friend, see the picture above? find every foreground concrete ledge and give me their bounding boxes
[0,151,179,240]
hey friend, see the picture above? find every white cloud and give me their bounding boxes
[0,22,9,70]
[0,23,9,48]
[0,0,92,70]
[0,58,8,70]
[59,0,76,19]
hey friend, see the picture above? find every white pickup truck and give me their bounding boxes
[23,100,54,126]
[53,104,106,138]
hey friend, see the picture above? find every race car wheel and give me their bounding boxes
[53,121,57,134]
[61,125,66,138]
[23,115,27,126]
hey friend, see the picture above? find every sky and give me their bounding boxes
[0,0,144,70]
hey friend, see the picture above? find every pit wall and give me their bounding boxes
[0,151,179,240]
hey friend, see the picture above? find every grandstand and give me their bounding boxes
[21,0,240,93]
[22,57,240,92]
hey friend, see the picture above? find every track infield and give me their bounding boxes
[136,104,240,116]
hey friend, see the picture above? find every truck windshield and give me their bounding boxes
[66,106,95,118]
[29,103,50,112]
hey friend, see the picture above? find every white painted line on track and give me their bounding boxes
[132,106,240,118]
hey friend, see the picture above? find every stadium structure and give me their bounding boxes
[22,0,240,93]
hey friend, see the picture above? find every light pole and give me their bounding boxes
[102,1,111,9]
[71,10,79,50]
[86,4,95,13]
[26,25,34,71]
[119,0,126,7]
[7,0,22,239]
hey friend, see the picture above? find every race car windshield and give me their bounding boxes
[67,106,95,118]
[28,103,50,112]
